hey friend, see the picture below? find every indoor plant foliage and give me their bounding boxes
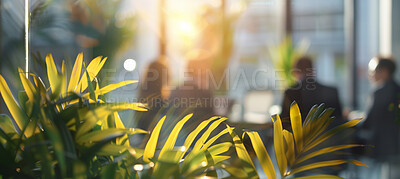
[0,53,147,178]
[0,53,366,178]
[268,37,309,88]
[132,102,367,178]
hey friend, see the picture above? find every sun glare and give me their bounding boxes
[178,21,195,36]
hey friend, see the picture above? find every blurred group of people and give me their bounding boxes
[135,52,400,174]
[280,56,400,177]
[135,52,217,138]
[280,56,400,160]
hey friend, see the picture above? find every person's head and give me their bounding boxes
[292,56,315,81]
[369,56,396,85]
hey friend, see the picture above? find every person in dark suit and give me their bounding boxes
[136,56,170,131]
[169,56,215,124]
[280,56,343,130]
[362,57,400,159]
[280,56,346,176]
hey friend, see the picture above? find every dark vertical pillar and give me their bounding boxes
[285,0,292,35]
[345,0,358,109]
[159,0,166,56]
[0,0,2,112]
[392,0,400,82]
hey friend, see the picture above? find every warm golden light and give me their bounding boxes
[178,21,196,36]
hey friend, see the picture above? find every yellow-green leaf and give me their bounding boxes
[246,131,276,179]
[304,118,362,152]
[192,117,227,153]
[18,68,37,103]
[95,80,100,100]
[296,144,364,165]
[228,125,258,178]
[159,113,193,160]
[0,75,33,137]
[143,116,166,163]
[213,155,230,164]
[68,53,83,92]
[82,80,138,99]
[61,60,67,98]
[77,128,146,144]
[0,115,17,139]
[290,101,303,153]
[224,167,248,178]
[110,103,148,112]
[76,106,111,138]
[293,174,343,179]
[283,130,295,167]
[113,112,131,146]
[202,127,229,150]
[96,143,131,156]
[208,142,232,156]
[289,160,367,176]
[307,108,334,142]
[46,54,63,99]
[76,56,106,93]
[180,117,219,160]
[272,114,287,177]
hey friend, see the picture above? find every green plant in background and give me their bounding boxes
[0,53,147,178]
[70,0,137,59]
[268,37,309,88]
[197,4,245,94]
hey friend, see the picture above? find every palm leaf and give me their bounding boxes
[245,131,276,179]
[228,125,258,178]
[296,144,364,165]
[283,130,295,167]
[192,117,227,153]
[68,53,83,92]
[289,160,367,176]
[77,128,146,144]
[272,114,287,177]
[81,80,138,99]
[46,54,64,100]
[143,116,167,163]
[290,102,303,153]
[202,127,230,150]
[158,113,193,160]
[304,119,362,152]
[0,75,33,137]
[179,117,220,160]
[293,174,343,179]
[18,68,37,103]
[76,56,107,93]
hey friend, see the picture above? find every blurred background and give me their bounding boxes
[2,0,399,122]
[1,0,400,177]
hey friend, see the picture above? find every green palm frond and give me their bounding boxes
[241,101,366,178]
[0,53,146,178]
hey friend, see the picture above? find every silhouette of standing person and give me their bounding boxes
[280,56,346,176]
[169,50,216,138]
[363,57,400,159]
[280,56,344,130]
[136,56,170,131]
